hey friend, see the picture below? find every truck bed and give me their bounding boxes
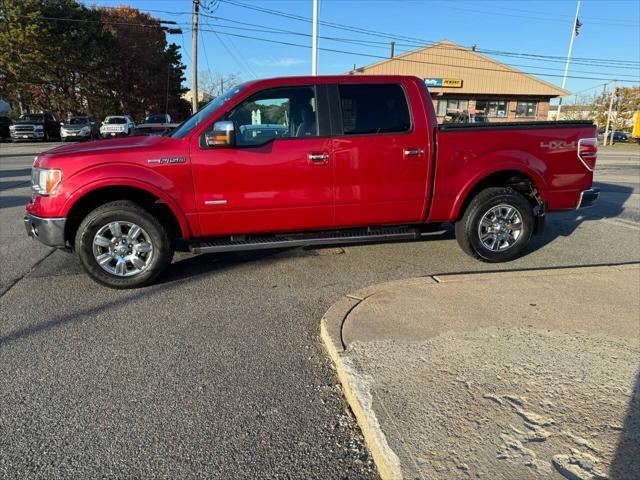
[438,120,594,132]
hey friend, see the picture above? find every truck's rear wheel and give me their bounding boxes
[455,187,533,262]
[75,200,173,288]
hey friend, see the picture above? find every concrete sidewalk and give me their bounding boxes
[322,264,640,480]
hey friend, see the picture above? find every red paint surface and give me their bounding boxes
[27,75,596,240]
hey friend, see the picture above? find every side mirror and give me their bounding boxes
[205,120,235,148]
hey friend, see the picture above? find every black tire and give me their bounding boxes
[75,200,174,288]
[455,187,534,262]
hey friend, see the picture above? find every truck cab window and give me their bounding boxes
[226,86,318,147]
[338,84,411,135]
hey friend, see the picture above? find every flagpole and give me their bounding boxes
[311,0,319,75]
[557,0,581,119]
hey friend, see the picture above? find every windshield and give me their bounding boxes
[68,117,89,125]
[170,84,247,139]
[144,114,167,123]
[20,114,44,122]
[105,117,126,124]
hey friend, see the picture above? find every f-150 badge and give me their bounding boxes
[147,157,186,164]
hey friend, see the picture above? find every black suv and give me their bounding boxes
[10,113,61,141]
[0,116,12,140]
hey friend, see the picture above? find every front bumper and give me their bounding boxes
[100,130,127,137]
[576,188,600,209]
[24,213,67,247]
[61,131,90,139]
[11,131,44,140]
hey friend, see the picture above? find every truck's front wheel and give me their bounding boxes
[455,187,533,262]
[75,201,173,288]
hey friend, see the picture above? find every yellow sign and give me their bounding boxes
[442,78,463,88]
[632,111,640,139]
[424,78,463,88]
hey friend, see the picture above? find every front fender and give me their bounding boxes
[31,162,196,239]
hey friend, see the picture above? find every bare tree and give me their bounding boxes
[199,71,242,98]
[560,87,639,131]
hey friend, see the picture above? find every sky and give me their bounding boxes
[84,0,640,102]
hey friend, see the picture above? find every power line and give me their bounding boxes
[10,11,640,82]
[433,3,640,28]
[70,4,640,66]
[201,18,640,78]
[199,5,257,78]
[218,0,640,66]
[452,2,640,27]
[200,23,214,80]
[193,27,640,83]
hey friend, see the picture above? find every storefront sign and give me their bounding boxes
[425,78,463,88]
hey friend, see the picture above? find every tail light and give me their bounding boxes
[577,138,597,171]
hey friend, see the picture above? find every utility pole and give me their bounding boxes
[557,0,581,119]
[604,81,616,145]
[311,0,319,75]
[191,0,199,113]
[165,64,170,116]
[390,41,395,59]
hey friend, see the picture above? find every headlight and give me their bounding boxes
[9,125,15,130]
[34,125,44,131]
[31,168,62,196]
[80,126,90,134]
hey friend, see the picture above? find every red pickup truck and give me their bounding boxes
[25,75,599,288]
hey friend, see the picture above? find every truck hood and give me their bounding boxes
[42,134,171,157]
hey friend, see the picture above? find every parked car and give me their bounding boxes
[0,116,12,140]
[10,113,60,141]
[610,131,629,142]
[60,116,99,141]
[100,115,135,138]
[599,130,630,143]
[24,75,599,288]
[135,113,178,136]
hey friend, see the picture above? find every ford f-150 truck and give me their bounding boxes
[24,75,599,288]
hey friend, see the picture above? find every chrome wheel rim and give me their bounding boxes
[92,221,154,277]
[477,204,523,252]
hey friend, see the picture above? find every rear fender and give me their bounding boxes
[449,149,549,220]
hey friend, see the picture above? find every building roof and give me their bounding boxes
[350,40,569,98]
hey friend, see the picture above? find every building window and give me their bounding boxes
[516,101,538,117]
[475,100,508,118]
[437,99,469,116]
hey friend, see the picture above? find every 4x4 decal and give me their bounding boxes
[540,141,576,150]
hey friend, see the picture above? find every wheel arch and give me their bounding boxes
[63,183,191,247]
[452,167,547,222]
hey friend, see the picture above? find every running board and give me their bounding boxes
[188,226,426,254]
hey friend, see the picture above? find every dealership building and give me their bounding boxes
[350,40,568,122]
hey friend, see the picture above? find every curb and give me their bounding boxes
[320,263,640,480]
[320,295,403,480]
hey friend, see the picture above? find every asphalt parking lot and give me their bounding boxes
[1,141,639,479]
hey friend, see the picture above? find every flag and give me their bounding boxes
[575,18,583,36]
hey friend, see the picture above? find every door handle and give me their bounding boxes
[308,153,330,164]
[403,148,424,157]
